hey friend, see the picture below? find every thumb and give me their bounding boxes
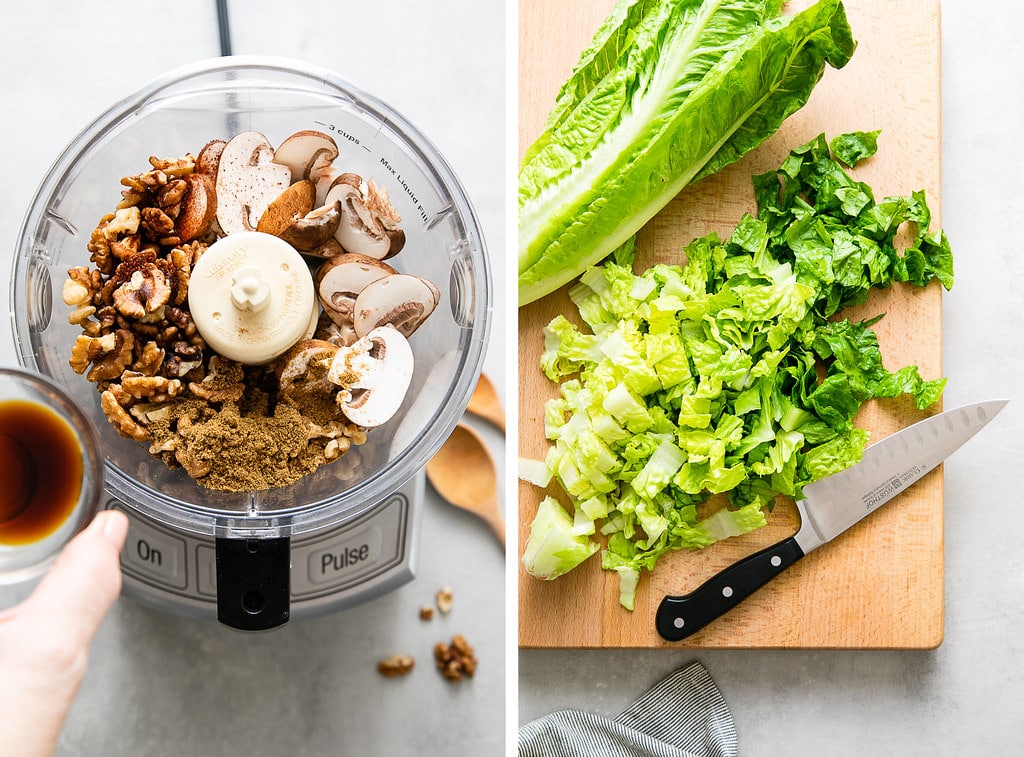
[18,510,129,649]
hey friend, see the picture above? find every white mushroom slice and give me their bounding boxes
[422,277,442,306]
[324,176,405,259]
[353,274,438,339]
[273,130,340,184]
[315,253,396,328]
[315,172,337,207]
[215,131,292,236]
[319,317,359,347]
[365,179,405,255]
[328,326,414,428]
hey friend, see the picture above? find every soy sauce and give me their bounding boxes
[0,400,83,544]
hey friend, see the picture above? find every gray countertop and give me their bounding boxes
[0,1,507,755]
[519,1,1024,755]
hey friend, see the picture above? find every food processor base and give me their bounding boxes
[112,473,422,625]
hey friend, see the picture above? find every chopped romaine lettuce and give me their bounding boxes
[522,496,600,580]
[521,132,952,609]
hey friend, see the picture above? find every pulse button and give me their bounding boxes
[307,526,384,586]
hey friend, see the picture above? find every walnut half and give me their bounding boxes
[113,263,172,319]
[377,654,415,678]
[70,329,135,382]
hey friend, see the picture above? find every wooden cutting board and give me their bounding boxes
[518,0,944,648]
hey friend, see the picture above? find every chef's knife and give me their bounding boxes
[655,399,1007,642]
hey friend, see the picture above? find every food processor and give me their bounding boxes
[9,58,491,630]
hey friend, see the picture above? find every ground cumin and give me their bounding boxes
[174,397,342,491]
[141,376,361,492]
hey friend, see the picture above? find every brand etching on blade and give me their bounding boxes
[861,466,923,510]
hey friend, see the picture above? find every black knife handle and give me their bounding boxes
[656,537,805,641]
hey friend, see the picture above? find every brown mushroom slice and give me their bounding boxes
[328,326,414,428]
[195,139,226,176]
[256,180,316,236]
[176,172,218,242]
[315,253,396,328]
[279,201,342,251]
[273,130,339,184]
[215,131,292,236]
[352,273,438,339]
[277,338,339,398]
[306,237,346,259]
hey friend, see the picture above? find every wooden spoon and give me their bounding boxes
[426,422,504,546]
[466,373,505,433]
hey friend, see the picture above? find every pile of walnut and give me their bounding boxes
[434,634,478,682]
[63,130,438,489]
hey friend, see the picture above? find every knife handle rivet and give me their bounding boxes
[771,555,782,567]
[673,617,685,629]
[722,586,734,598]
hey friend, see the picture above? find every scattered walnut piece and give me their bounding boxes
[121,372,183,402]
[436,585,453,615]
[377,654,415,678]
[419,605,435,622]
[434,634,477,682]
[101,389,148,442]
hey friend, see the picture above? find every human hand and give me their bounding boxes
[0,510,129,757]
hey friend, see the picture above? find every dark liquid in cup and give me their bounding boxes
[0,400,83,544]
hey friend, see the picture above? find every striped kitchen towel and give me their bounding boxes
[519,662,737,757]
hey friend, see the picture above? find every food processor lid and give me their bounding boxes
[11,56,492,539]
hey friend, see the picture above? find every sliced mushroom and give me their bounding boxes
[277,338,340,398]
[328,326,414,428]
[318,317,358,347]
[273,130,339,184]
[353,273,438,338]
[279,201,342,252]
[315,253,396,327]
[195,139,226,176]
[324,176,405,260]
[215,131,292,236]
[176,172,218,242]
[365,179,406,255]
[256,180,316,236]
[307,236,346,259]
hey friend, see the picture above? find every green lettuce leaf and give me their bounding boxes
[519,0,856,305]
[522,496,600,580]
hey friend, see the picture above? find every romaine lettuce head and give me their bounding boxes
[518,0,856,305]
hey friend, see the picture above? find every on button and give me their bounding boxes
[118,510,188,591]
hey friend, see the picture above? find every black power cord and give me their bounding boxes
[216,0,232,56]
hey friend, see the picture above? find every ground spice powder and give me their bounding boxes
[175,401,327,491]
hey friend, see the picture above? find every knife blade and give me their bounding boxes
[655,399,1007,642]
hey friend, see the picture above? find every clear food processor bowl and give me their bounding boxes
[10,57,491,541]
